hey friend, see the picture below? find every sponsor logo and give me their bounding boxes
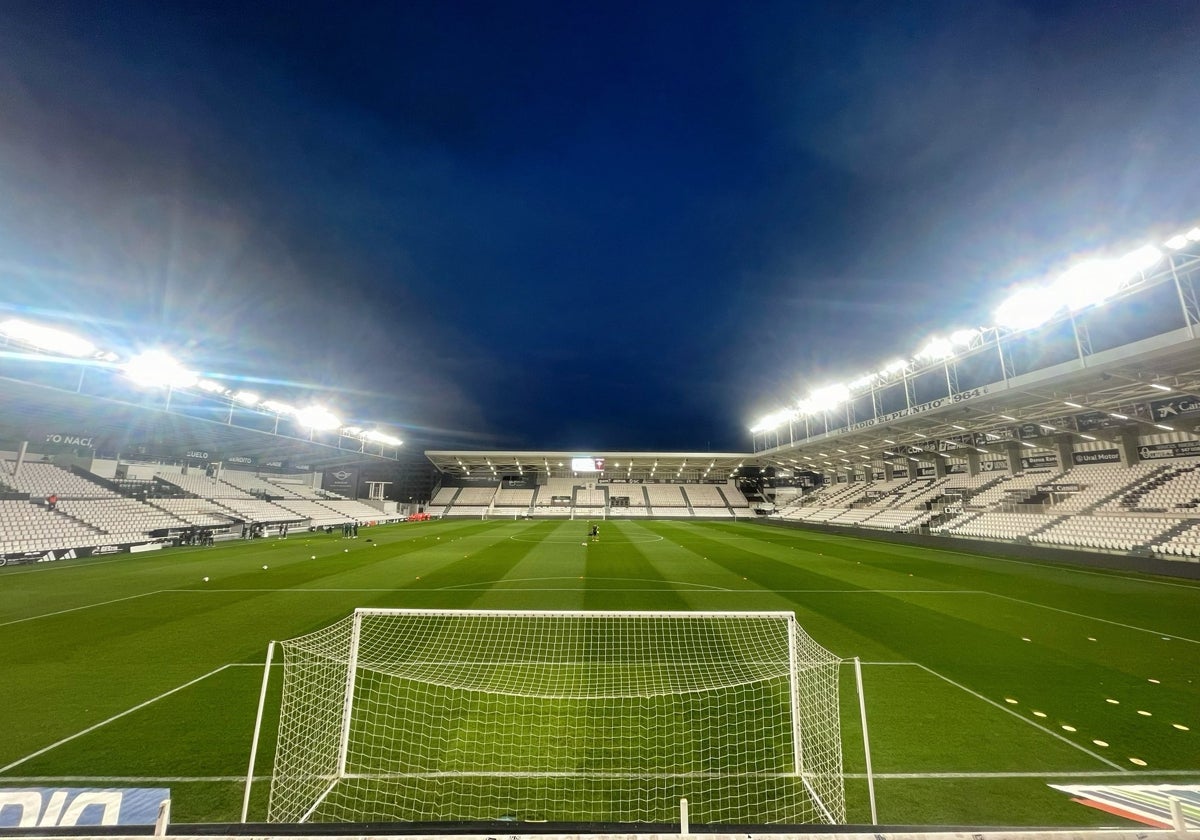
[332,470,353,481]
[1072,449,1121,465]
[43,434,95,448]
[91,545,120,555]
[227,455,253,464]
[185,450,209,460]
[0,788,169,827]
[1138,440,1200,460]
[1150,395,1200,419]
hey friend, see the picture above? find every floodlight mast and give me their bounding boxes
[750,223,1200,457]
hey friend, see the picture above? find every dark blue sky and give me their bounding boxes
[2,1,1199,452]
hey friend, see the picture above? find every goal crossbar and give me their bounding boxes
[260,608,845,826]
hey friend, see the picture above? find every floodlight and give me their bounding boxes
[0,318,96,357]
[1108,412,1128,420]
[1187,227,1200,241]
[994,287,1060,330]
[848,373,877,390]
[197,379,227,395]
[915,336,955,361]
[123,350,198,389]
[1154,424,1174,431]
[808,383,850,411]
[1053,259,1126,311]
[1165,234,1189,250]
[363,428,403,445]
[948,328,979,346]
[1079,434,1096,440]
[1064,401,1083,408]
[261,399,295,415]
[234,391,260,406]
[342,426,363,435]
[1148,383,1172,392]
[1119,244,1162,274]
[880,359,908,376]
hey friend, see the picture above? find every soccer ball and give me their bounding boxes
[263,565,269,570]
[310,555,316,560]
[203,576,209,582]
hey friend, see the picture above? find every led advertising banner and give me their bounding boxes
[0,787,169,827]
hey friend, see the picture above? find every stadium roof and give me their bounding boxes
[425,451,752,480]
[0,373,396,470]
[755,329,1200,474]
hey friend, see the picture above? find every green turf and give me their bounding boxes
[1,518,1197,826]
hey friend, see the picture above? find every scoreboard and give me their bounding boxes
[570,457,605,472]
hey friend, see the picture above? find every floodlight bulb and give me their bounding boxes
[1120,244,1162,275]
[261,399,294,414]
[234,391,260,406]
[916,336,955,360]
[1165,234,1189,250]
[123,350,198,389]
[994,287,1060,331]
[297,408,340,429]
[197,379,227,395]
[0,318,96,357]
[1187,227,1200,242]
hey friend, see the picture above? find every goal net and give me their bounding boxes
[264,609,844,825]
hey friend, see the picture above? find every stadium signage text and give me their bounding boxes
[1037,483,1083,493]
[843,387,989,433]
[0,787,169,827]
[1149,395,1200,420]
[43,433,94,448]
[1021,454,1058,468]
[227,455,254,464]
[185,450,209,460]
[1138,440,1200,460]
[1072,449,1121,465]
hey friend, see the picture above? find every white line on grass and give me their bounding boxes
[0,664,233,774]
[848,770,1200,779]
[6,768,1198,784]
[984,592,1200,644]
[0,776,266,783]
[914,663,1128,772]
[0,590,166,628]
[934,545,1200,591]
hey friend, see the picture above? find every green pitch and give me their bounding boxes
[1,518,1197,826]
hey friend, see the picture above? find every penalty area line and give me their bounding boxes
[848,769,1200,779]
[0,590,167,628]
[914,663,1127,772]
[0,664,234,775]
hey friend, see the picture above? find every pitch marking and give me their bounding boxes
[0,590,166,628]
[914,663,1127,772]
[0,664,234,774]
[984,592,1200,644]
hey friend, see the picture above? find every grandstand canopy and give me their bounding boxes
[425,450,753,482]
[755,329,1200,474]
[0,375,393,471]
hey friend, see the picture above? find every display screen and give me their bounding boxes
[571,457,605,472]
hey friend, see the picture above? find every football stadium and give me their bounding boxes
[4,4,1200,838]
[1,226,1199,836]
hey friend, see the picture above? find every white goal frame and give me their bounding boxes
[247,608,844,825]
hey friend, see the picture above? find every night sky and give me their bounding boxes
[2,1,1199,453]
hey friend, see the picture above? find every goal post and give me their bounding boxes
[262,609,845,825]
